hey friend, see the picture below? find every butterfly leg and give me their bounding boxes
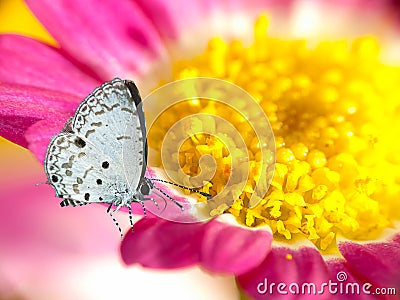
[139,200,146,217]
[108,210,123,239]
[127,205,134,234]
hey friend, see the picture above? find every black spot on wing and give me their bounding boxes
[74,137,86,148]
[85,129,95,138]
[83,166,93,178]
[121,107,134,114]
[73,184,80,194]
[116,135,132,140]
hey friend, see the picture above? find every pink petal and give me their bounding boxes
[289,0,399,39]
[200,215,272,275]
[326,259,390,300]
[135,0,293,61]
[25,0,167,80]
[0,34,99,97]
[135,0,293,41]
[323,0,395,12]
[25,116,71,163]
[0,82,79,148]
[134,0,210,40]
[120,217,205,269]
[237,247,330,300]
[338,236,400,289]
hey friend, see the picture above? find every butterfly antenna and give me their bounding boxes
[152,185,184,211]
[127,205,134,234]
[149,178,212,199]
[35,181,49,186]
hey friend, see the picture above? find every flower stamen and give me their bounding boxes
[149,15,400,251]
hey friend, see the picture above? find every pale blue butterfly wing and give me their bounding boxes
[44,78,146,207]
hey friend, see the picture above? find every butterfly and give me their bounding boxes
[44,78,211,237]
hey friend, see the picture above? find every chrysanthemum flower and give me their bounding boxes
[1,0,400,299]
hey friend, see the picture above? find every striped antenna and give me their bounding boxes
[152,185,184,211]
[149,178,212,199]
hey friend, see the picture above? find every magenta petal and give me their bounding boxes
[0,34,99,97]
[26,0,167,80]
[120,217,204,269]
[0,82,79,148]
[200,215,272,275]
[135,0,210,39]
[327,259,388,300]
[237,247,330,300]
[134,0,293,41]
[339,236,400,288]
[25,116,71,163]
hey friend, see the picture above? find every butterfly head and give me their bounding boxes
[138,177,154,196]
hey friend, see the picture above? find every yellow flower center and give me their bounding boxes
[149,15,400,251]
